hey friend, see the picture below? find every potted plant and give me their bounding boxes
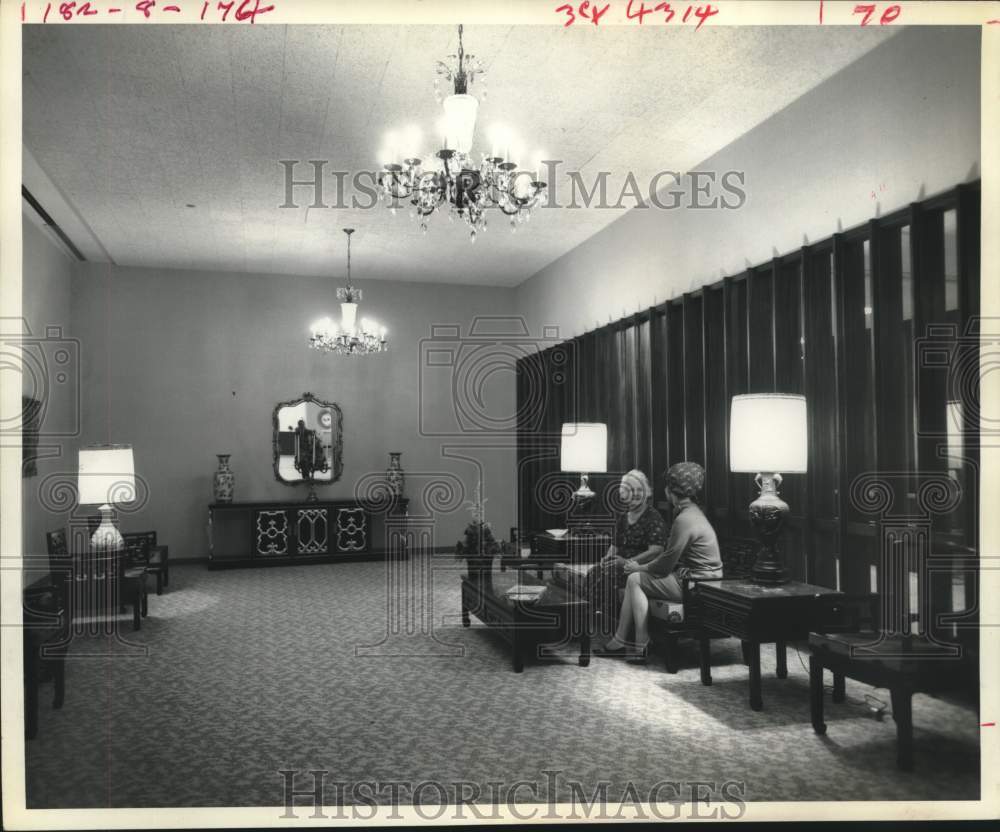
[454,483,503,586]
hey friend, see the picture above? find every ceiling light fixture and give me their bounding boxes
[309,229,388,356]
[377,24,548,243]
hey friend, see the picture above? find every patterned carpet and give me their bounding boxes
[25,557,979,808]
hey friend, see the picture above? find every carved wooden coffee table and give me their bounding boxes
[460,571,590,673]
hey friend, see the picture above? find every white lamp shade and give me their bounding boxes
[442,93,479,154]
[729,395,807,473]
[560,423,607,473]
[78,446,136,505]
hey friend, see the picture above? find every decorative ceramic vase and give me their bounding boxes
[213,454,235,503]
[386,451,404,497]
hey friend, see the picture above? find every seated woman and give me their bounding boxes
[602,461,722,663]
[582,469,668,633]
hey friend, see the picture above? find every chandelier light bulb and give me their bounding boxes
[489,124,510,160]
[531,150,547,182]
[385,130,400,161]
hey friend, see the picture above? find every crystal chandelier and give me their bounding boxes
[377,24,548,243]
[309,229,388,356]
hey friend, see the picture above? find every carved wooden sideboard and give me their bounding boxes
[207,499,408,568]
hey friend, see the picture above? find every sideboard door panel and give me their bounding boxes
[254,509,291,557]
[209,508,251,562]
[296,507,330,555]
[335,508,369,553]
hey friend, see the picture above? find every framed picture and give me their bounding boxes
[22,395,41,478]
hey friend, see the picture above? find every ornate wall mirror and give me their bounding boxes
[273,393,343,495]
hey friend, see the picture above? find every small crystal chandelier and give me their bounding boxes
[377,24,548,243]
[309,229,388,356]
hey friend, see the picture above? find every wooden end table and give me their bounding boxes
[809,632,978,770]
[695,578,841,710]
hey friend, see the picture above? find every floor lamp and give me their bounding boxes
[729,395,808,585]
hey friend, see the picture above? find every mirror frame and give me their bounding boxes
[272,391,344,488]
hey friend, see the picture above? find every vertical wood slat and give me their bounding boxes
[773,255,806,579]
[832,232,854,594]
[803,245,841,588]
[872,220,910,498]
[955,181,980,631]
[956,183,980,554]
[683,293,705,466]
[703,286,728,528]
[726,276,751,537]
[667,301,685,466]
[748,266,776,391]
[912,204,950,640]
[650,308,669,489]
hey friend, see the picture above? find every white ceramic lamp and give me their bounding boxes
[78,445,136,551]
[730,395,807,585]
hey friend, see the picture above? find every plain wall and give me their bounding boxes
[71,263,519,559]
[21,217,78,580]
[515,27,982,338]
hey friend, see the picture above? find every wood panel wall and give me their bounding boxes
[517,182,980,629]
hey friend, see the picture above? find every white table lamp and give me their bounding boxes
[560,422,607,499]
[78,445,136,551]
[730,395,807,584]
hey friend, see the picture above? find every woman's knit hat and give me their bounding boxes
[664,462,705,497]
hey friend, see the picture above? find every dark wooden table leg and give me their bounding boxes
[741,640,750,666]
[832,672,846,703]
[809,654,826,734]
[891,687,914,771]
[579,632,590,667]
[664,632,679,674]
[775,640,788,679]
[748,641,763,710]
[24,632,38,740]
[51,649,65,710]
[698,635,712,686]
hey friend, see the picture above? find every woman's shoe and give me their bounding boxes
[594,641,628,658]
[625,643,650,665]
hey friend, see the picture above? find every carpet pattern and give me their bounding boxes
[24,558,979,808]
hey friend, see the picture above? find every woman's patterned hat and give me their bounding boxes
[665,462,705,497]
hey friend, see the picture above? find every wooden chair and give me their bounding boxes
[23,532,71,738]
[48,527,148,631]
[649,537,758,675]
[123,531,169,595]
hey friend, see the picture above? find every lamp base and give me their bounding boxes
[90,504,124,551]
[567,473,597,530]
[749,473,789,585]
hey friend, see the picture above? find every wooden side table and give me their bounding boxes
[695,579,841,710]
[809,632,977,770]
